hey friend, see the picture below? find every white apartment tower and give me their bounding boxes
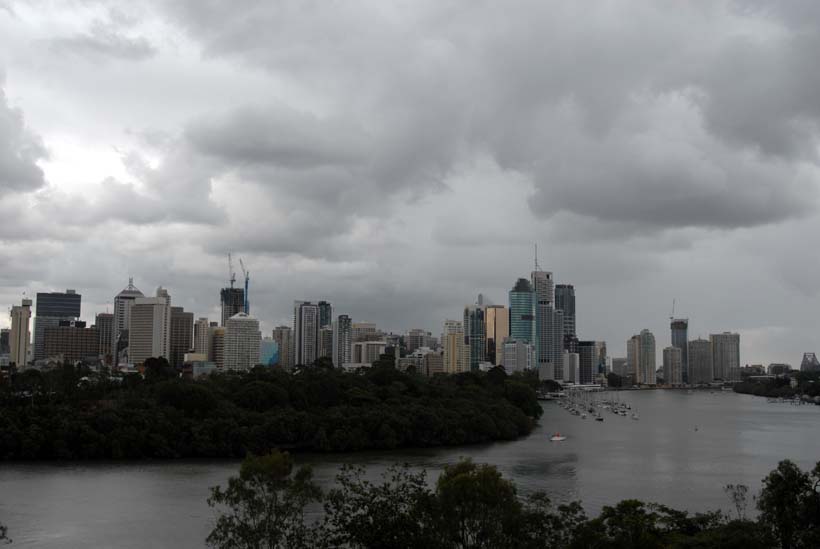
[224,312,261,370]
[128,288,172,365]
[112,278,144,361]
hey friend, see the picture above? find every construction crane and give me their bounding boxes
[239,258,250,314]
[227,253,236,289]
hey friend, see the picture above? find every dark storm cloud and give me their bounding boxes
[50,21,156,61]
[150,0,820,236]
[0,83,46,192]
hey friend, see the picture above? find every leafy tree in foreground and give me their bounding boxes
[757,459,820,549]
[206,451,322,549]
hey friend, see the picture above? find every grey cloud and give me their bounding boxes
[50,21,156,61]
[0,85,46,192]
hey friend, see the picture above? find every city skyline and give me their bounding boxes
[2,2,820,366]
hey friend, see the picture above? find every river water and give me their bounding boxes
[2,390,819,548]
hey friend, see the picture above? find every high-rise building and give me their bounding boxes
[351,340,388,365]
[318,301,333,329]
[406,328,429,354]
[332,315,352,367]
[33,290,82,361]
[112,278,144,364]
[509,278,534,343]
[800,353,820,372]
[0,328,10,355]
[663,346,683,385]
[688,339,713,384]
[95,313,113,362]
[548,309,565,378]
[670,319,689,383]
[224,312,261,370]
[638,329,656,385]
[210,326,225,368]
[563,351,580,383]
[220,287,245,327]
[628,330,656,385]
[531,270,553,368]
[484,305,509,366]
[319,326,334,360]
[577,340,605,385]
[169,307,194,369]
[44,321,99,363]
[194,317,210,356]
[502,339,534,373]
[352,322,379,342]
[259,338,279,366]
[711,332,740,381]
[128,288,172,365]
[293,301,320,366]
[554,284,576,338]
[10,298,32,367]
[463,303,486,372]
[442,320,464,374]
[272,326,293,369]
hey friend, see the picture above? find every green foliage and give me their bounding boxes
[757,459,820,549]
[0,361,540,460]
[606,372,623,388]
[206,451,321,549]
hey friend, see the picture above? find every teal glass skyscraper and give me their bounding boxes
[509,278,534,343]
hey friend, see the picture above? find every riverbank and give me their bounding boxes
[0,361,541,460]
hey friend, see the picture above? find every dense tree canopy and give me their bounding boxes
[0,360,541,460]
[207,452,814,548]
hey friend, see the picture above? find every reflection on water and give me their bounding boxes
[2,391,819,548]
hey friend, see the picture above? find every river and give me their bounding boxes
[2,390,819,548]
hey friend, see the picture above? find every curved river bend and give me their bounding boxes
[2,390,819,548]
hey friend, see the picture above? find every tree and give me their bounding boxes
[607,372,623,388]
[0,522,8,544]
[207,451,322,549]
[757,459,820,549]
[724,484,749,521]
[433,459,524,548]
[323,464,436,548]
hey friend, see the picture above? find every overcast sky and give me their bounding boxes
[1,1,820,365]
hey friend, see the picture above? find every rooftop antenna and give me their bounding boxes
[670,298,676,321]
[534,243,541,272]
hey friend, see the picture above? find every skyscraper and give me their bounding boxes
[319,326,334,360]
[95,312,113,363]
[577,341,599,385]
[509,278,534,343]
[128,288,172,365]
[688,339,713,384]
[44,321,99,363]
[0,328,9,355]
[406,328,429,354]
[210,326,225,368]
[194,317,210,355]
[441,320,464,374]
[463,303,486,371]
[224,312,261,370]
[332,315,352,367]
[639,329,656,385]
[112,278,144,364]
[554,284,576,338]
[169,306,194,369]
[670,318,689,383]
[10,297,32,367]
[484,305,509,365]
[318,301,333,329]
[502,339,534,373]
[220,287,245,326]
[293,301,320,366]
[33,290,82,361]
[663,346,683,385]
[272,326,294,369]
[532,270,563,379]
[711,332,740,381]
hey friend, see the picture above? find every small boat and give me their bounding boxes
[581,413,587,419]
[595,415,604,422]
[550,433,567,442]
[631,413,639,420]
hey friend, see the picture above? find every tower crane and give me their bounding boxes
[239,258,250,314]
[227,253,236,289]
